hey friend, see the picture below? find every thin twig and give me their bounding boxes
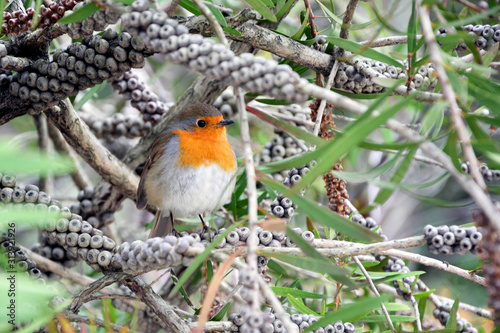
[339,0,360,40]
[313,60,339,137]
[360,35,420,48]
[410,295,423,331]
[167,0,181,17]
[192,0,228,47]
[374,248,486,287]
[34,113,52,193]
[417,2,486,190]
[47,121,92,190]
[203,1,232,14]
[236,87,260,313]
[353,256,395,332]
[64,311,136,332]
[124,277,191,332]
[70,273,129,313]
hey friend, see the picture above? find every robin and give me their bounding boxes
[136,103,237,238]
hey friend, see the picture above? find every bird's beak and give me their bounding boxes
[217,119,235,127]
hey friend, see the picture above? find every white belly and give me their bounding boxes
[160,163,236,217]
[144,138,236,218]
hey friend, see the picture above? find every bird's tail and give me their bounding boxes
[148,210,174,238]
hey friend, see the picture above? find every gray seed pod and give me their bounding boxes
[259,230,273,246]
[56,218,69,233]
[98,251,112,267]
[66,233,79,247]
[90,235,104,249]
[87,249,100,264]
[24,190,39,203]
[78,233,91,247]
[12,188,25,203]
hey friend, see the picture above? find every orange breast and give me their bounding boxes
[172,127,236,172]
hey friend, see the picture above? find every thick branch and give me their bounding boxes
[123,277,191,333]
[46,99,139,199]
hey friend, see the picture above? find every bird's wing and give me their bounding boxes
[136,131,173,210]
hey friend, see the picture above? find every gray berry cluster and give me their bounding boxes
[260,134,308,182]
[282,166,311,188]
[82,112,153,139]
[461,162,500,182]
[9,28,150,114]
[424,224,482,255]
[437,24,500,53]
[375,254,418,301]
[57,0,123,39]
[270,194,297,220]
[32,232,78,270]
[351,213,377,229]
[229,311,355,333]
[0,173,117,272]
[277,104,312,128]
[213,88,237,119]
[68,187,114,228]
[121,0,308,103]
[110,71,170,125]
[112,234,204,274]
[0,232,44,280]
[433,302,478,333]
[333,59,437,94]
[0,69,13,90]
[210,227,314,249]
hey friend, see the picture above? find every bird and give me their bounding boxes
[136,103,237,238]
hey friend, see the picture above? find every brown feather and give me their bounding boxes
[136,131,172,210]
[148,210,174,238]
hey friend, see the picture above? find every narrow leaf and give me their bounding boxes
[326,37,404,68]
[58,2,101,24]
[245,0,277,22]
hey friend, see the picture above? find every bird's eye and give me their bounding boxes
[197,120,206,128]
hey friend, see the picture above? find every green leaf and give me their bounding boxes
[211,302,231,321]
[246,105,325,147]
[305,295,392,331]
[268,259,288,276]
[222,26,242,36]
[262,252,355,288]
[445,299,459,330]
[291,9,309,40]
[0,142,74,176]
[384,302,411,312]
[420,101,446,139]
[315,1,342,25]
[271,287,328,299]
[325,37,405,69]
[365,147,417,210]
[276,0,295,19]
[286,228,355,287]
[362,314,416,323]
[258,172,382,241]
[290,92,415,195]
[112,0,134,5]
[407,1,417,55]
[179,0,202,15]
[287,294,319,315]
[206,0,227,27]
[0,275,68,332]
[74,84,102,110]
[57,2,101,24]
[245,0,277,22]
[440,6,500,28]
